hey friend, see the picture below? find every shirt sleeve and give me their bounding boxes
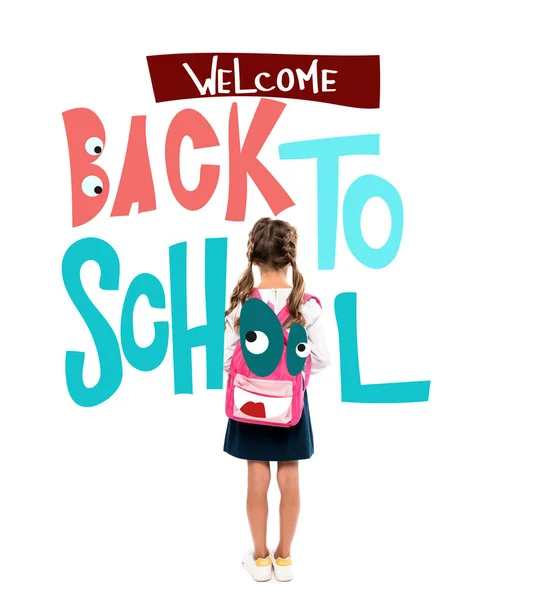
[305,301,332,375]
[223,307,241,374]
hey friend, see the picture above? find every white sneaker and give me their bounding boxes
[270,549,294,582]
[242,551,272,582]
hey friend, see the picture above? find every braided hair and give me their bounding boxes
[225,217,306,330]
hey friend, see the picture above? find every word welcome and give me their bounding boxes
[183,56,338,96]
[146,53,380,108]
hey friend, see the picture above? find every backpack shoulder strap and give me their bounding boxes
[276,291,322,327]
[303,293,322,308]
[302,293,322,388]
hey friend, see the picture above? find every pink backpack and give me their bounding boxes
[225,288,321,428]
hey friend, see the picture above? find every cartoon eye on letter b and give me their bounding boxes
[286,323,311,375]
[240,298,284,376]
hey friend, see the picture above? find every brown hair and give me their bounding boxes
[225,217,306,330]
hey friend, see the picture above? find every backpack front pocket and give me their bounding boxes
[232,374,293,423]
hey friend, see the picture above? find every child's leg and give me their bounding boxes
[246,460,271,559]
[275,460,300,558]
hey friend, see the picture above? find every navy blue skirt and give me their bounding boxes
[223,390,314,462]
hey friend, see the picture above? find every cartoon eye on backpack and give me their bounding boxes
[225,289,321,427]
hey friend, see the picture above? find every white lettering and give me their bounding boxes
[217,69,232,94]
[276,68,294,92]
[182,55,218,96]
[233,57,257,94]
[296,59,319,93]
[254,72,275,92]
[321,69,337,92]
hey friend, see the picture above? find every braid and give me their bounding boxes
[282,227,297,268]
[225,218,307,330]
[246,229,255,264]
[283,225,306,328]
[224,229,256,330]
[288,265,306,327]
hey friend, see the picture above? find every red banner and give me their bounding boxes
[146,53,380,109]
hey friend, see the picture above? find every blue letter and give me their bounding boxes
[62,238,123,407]
[335,292,430,403]
[343,174,403,269]
[169,238,227,394]
[121,273,169,371]
[279,134,380,270]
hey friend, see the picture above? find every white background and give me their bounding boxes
[1,1,538,598]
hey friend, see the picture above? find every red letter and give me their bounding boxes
[227,99,295,221]
[165,109,220,210]
[111,116,156,217]
[62,108,110,227]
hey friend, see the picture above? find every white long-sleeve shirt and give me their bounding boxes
[224,288,331,375]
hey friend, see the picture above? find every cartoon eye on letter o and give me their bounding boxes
[245,330,269,354]
[286,323,310,375]
[240,298,284,376]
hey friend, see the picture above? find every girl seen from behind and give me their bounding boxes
[223,217,331,582]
